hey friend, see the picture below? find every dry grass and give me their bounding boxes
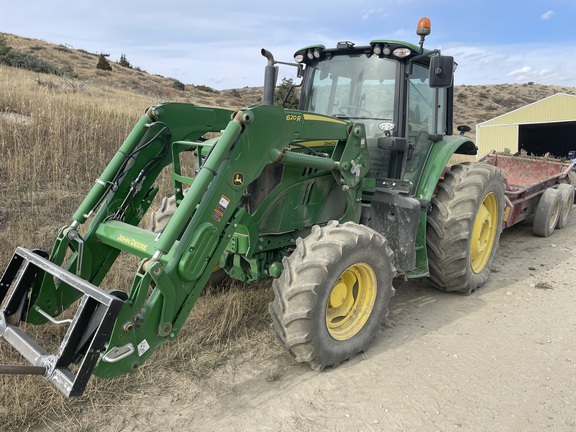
[0,281,276,432]
[0,65,143,254]
[1,32,576,431]
[0,60,270,430]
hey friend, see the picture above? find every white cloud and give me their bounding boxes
[443,43,576,87]
[361,8,387,21]
[507,66,532,77]
[541,10,555,20]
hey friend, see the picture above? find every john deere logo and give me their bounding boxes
[233,172,244,186]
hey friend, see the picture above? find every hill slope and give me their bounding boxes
[0,32,262,108]
[2,31,576,129]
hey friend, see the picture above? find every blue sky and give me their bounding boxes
[1,0,575,89]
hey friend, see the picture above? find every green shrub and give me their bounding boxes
[0,35,76,77]
[0,50,61,74]
[196,85,218,93]
[171,79,185,91]
[0,34,10,55]
[118,53,132,68]
[275,77,299,109]
[96,54,112,71]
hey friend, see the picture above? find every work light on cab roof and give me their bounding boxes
[294,16,434,64]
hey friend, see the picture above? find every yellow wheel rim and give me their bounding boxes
[470,192,498,273]
[326,263,377,341]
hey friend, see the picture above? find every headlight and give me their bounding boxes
[393,47,412,58]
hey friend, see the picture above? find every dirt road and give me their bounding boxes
[66,218,576,431]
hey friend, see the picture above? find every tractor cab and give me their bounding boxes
[293,18,456,195]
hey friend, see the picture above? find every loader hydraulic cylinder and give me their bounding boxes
[72,113,152,224]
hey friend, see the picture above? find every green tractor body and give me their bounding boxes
[0,19,504,397]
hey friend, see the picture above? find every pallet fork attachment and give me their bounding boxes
[0,247,124,397]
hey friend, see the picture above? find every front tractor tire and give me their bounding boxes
[269,221,396,370]
[427,163,505,295]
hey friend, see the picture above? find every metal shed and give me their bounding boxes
[476,93,576,158]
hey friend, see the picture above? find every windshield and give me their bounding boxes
[302,54,398,124]
[299,53,447,192]
[302,54,399,180]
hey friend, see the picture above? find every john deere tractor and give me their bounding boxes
[0,18,505,396]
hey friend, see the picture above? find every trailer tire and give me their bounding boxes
[555,184,574,230]
[269,221,395,370]
[533,188,562,237]
[149,192,228,285]
[427,163,505,295]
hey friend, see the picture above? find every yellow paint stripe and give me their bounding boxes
[296,140,338,147]
[303,113,347,124]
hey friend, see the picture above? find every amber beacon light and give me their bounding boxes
[417,17,431,36]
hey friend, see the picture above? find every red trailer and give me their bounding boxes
[480,151,575,237]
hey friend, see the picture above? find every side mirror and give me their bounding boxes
[457,125,472,135]
[429,55,454,88]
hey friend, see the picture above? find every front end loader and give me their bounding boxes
[0,18,505,397]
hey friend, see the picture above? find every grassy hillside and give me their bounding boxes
[0,32,575,431]
[1,32,262,107]
[3,31,575,130]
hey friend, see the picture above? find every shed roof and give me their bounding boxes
[477,93,576,127]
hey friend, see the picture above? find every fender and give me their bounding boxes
[408,134,477,278]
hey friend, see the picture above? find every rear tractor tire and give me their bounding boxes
[533,187,562,237]
[269,221,396,370]
[427,163,505,295]
[149,194,179,233]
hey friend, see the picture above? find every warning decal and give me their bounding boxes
[212,195,230,221]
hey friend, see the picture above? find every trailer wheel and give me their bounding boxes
[269,221,395,370]
[427,163,505,295]
[533,188,562,237]
[555,184,574,229]
[149,192,228,285]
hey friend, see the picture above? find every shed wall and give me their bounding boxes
[477,124,519,156]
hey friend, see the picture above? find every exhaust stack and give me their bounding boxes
[261,49,278,105]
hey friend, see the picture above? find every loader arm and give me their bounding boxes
[0,102,370,396]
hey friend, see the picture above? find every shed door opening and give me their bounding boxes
[518,121,576,157]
